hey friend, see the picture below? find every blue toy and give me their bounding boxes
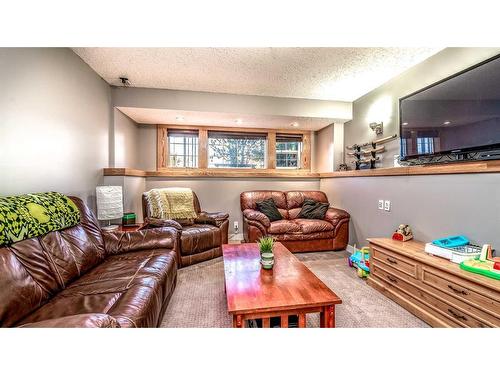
[348,247,370,278]
[432,235,469,248]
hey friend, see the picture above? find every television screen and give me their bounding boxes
[399,55,500,160]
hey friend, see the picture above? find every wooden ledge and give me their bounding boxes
[320,160,500,178]
[103,168,320,179]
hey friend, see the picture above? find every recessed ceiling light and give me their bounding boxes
[235,119,243,125]
[291,122,299,127]
[402,122,408,126]
[176,116,184,121]
[443,121,451,125]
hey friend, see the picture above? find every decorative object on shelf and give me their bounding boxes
[122,212,136,226]
[258,236,275,270]
[96,186,123,231]
[460,244,500,280]
[338,163,348,171]
[346,134,397,170]
[392,224,413,242]
[369,121,383,135]
[348,246,370,278]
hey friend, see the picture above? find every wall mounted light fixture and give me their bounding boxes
[369,121,383,135]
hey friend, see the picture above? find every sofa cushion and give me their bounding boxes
[18,249,177,328]
[240,191,287,210]
[298,199,329,220]
[285,191,329,210]
[293,218,334,234]
[181,224,220,255]
[256,198,283,222]
[268,220,301,235]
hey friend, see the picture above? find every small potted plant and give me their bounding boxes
[258,236,275,270]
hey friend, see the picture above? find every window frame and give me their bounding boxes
[157,125,311,173]
[167,130,199,168]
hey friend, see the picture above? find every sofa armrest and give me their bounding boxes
[195,211,229,227]
[19,314,120,328]
[144,217,183,230]
[103,226,180,256]
[242,209,271,228]
[325,207,350,226]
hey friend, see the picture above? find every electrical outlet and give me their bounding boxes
[233,221,239,233]
[384,200,391,212]
[378,200,384,210]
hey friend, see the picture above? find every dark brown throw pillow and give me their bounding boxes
[256,198,283,222]
[298,199,329,219]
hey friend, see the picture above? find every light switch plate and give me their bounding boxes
[378,200,384,210]
[384,200,391,211]
[233,221,239,233]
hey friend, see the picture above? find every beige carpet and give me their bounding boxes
[161,250,429,328]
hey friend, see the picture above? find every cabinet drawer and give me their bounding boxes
[421,266,500,320]
[371,245,418,279]
[372,264,492,328]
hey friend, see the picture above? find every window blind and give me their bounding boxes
[276,134,303,143]
[208,131,267,140]
[167,129,199,137]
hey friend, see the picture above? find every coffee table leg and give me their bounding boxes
[233,315,244,328]
[280,315,288,328]
[320,305,335,328]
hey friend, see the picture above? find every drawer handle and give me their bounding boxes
[386,257,398,264]
[447,285,469,296]
[387,275,398,283]
[447,308,468,321]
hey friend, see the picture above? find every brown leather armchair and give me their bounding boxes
[240,190,350,252]
[142,191,229,267]
[0,196,179,328]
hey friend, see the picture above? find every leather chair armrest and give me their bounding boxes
[195,211,229,227]
[242,209,271,228]
[103,226,180,256]
[325,207,350,226]
[144,217,183,230]
[19,314,120,328]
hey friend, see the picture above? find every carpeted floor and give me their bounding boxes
[161,250,429,328]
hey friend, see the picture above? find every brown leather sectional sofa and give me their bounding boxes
[0,197,179,328]
[142,191,229,267]
[241,190,350,252]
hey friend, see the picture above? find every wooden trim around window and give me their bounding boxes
[156,124,311,172]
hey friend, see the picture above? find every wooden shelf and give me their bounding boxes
[103,168,320,179]
[320,160,500,178]
[104,161,500,179]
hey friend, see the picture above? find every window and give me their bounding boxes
[208,131,266,168]
[168,129,198,168]
[276,134,302,168]
[416,137,434,155]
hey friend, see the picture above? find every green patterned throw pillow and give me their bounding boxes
[0,192,81,247]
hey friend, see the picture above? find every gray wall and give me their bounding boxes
[113,108,142,169]
[345,47,500,168]
[324,47,500,250]
[113,87,352,122]
[321,174,500,249]
[0,48,112,209]
[315,124,334,172]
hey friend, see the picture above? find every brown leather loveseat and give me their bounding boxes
[0,197,179,328]
[240,190,350,252]
[142,191,229,267]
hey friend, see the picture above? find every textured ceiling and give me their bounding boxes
[74,47,442,101]
[117,107,334,131]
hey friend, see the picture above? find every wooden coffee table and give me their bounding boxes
[223,242,342,328]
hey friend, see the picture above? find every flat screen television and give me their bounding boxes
[399,54,500,161]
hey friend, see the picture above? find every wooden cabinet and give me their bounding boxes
[367,238,500,328]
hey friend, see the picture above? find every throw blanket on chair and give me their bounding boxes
[0,192,80,247]
[145,188,197,220]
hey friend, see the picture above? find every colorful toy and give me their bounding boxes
[348,247,370,278]
[392,224,413,242]
[460,244,500,280]
[432,235,469,248]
